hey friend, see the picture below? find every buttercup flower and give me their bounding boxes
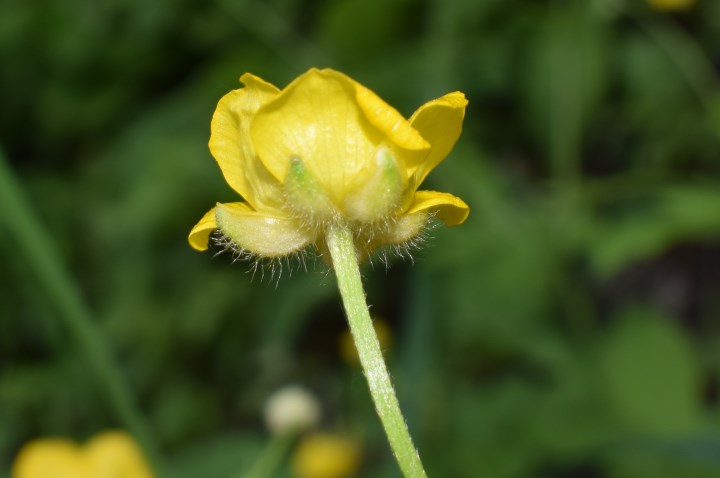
[188,68,468,261]
[292,432,361,478]
[12,431,153,478]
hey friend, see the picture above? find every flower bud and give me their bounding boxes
[263,385,321,435]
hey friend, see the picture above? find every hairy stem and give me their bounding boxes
[325,223,428,478]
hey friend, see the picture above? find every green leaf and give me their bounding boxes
[597,308,703,436]
[167,433,266,478]
[523,4,609,180]
[590,185,720,277]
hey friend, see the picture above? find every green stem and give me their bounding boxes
[241,432,295,478]
[325,223,428,478]
[633,14,717,119]
[0,150,163,475]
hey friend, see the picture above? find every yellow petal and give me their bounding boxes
[250,69,377,200]
[354,79,430,162]
[209,73,284,210]
[85,431,153,478]
[406,190,469,226]
[12,439,89,478]
[250,68,428,204]
[215,202,314,257]
[409,92,467,186]
[188,207,217,251]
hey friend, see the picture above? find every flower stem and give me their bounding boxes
[325,223,428,478]
[241,432,295,478]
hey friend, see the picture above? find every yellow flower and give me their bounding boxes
[646,0,696,11]
[12,431,153,478]
[188,68,468,260]
[292,432,361,478]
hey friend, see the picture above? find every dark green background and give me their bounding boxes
[2,0,720,476]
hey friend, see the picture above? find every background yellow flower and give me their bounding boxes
[292,433,361,478]
[12,432,153,478]
[646,0,697,11]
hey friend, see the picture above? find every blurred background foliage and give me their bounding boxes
[2,0,720,476]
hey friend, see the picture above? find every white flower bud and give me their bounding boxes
[263,385,321,435]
